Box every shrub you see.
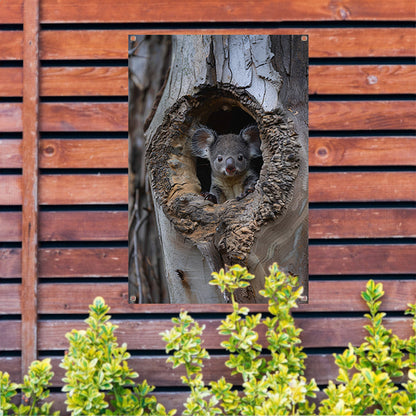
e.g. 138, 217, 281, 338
0, 265, 414, 416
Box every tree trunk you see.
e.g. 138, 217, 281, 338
143, 35, 308, 304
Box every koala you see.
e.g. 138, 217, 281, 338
191, 125, 262, 204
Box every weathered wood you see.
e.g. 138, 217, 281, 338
0, 212, 22, 241
0, 284, 21, 314
21, 0, 40, 376
39, 103, 127, 132
2, 245, 414, 279
40, 67, 128, 96
310, 208, 416, 238
0, 31, 23, 60
39, 28, 416, 60
0, 68, 22, 96
35, 101, 416, 132
2, 138, 414, 169
310, 244, 416, 275
310, 65, 416, 95
310, 101, 415, 130
39, 211, 128, 241
0, 0, 23, 24
2, 172, 415, 206
39, 174, 128, 205
36, 279, 416, 314
39, 139, 128, 168
39, 0, 415, 23
310, 172, 416, 202
0, 321, 21, 350
0, 103, 22, 132
26, 65, 416, 96
2, 208, 414, 243
0, 139, 22, 168
310, 137, 416, 166
35, 316, 413, 351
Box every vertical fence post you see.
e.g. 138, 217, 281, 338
21, 0, 40, 377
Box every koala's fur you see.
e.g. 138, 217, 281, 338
191, 125, 261, 204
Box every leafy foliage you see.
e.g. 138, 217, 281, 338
162, 264, 318, 416
0, 358, 58, 416
60, 296, 174, 416
319, 280, 416, 415
0, 267, 414, 416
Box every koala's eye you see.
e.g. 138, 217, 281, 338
217, 156, 223, 162
238, 154, 244, 161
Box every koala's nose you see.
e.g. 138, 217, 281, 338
226, 157, 236, 174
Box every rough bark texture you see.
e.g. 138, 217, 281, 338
142, 35, 308, 303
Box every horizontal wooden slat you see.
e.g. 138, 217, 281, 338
1, 245, 414, 279
3, 208, 414, 243
39, 103, 127, 132
39, 139, 128, 168
310, 172, 416, 202
25, 65, 415, 96
309, 137, 416, 166
0, 139, 21, 168
310, 208, 416, 238
310, 100, 415, 130
36, 279, 416, 314
0, 0, 23, 24
0, 284, 20, 314
2, 102, 414, 133
310, 244, 415, 275
39, 0, 415, 23
0, 314, 413, 351
3, 138, 415, 169
35, 317, 413, 351
0, 68, 22, 96
1, 172, 415, 205
0, 352, 388, 388
39, 29, 416, 60
40, 67, 128, 96
309, 65, 416, 95
0, 103, 22, 132
0, 31, 23, 60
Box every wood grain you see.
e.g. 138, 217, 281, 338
1, 173, 415, 206
0, 314, 412, 351
39, 29, 416, 60
0, 68, 22, 97
39, 139, 128, 168
309, 137, 416, 166
36, 279, 416, 314
310, 101, 415, 131
3, 208, 414, 243
21, 0, 41, 374
310, 172, 416, 202
309, 244, 416, 275
2, 138, 414, 169
35, 316, 413, 351
0, 0, 23, 24
40, 67, 128, 96
35, 65, 416, 96
0, 31, 23, 60
309, 208, 416, 239
39, 0, 415, 23
0, 284, 21, 314
310, 65, 416, 95
0, 103, 22, 132
1, 245, 414, 278
0, 139, 22, 168
37, 102, 416, 132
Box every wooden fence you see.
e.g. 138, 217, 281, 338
0, 0, 415, 412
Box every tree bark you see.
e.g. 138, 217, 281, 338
142, 35, 308, 304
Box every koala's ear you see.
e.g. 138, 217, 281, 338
241, 125, 261, 158
191, 128, 216, 159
